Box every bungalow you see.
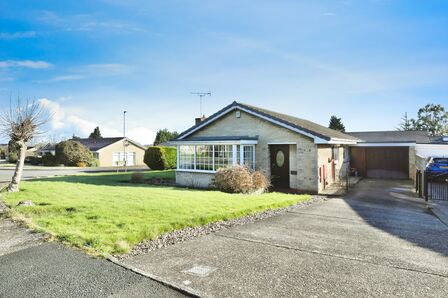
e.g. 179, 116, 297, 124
77, 137, 146, 167
171, 101, 359, 194
171, 101, 448, 194
37, 138, 146, 167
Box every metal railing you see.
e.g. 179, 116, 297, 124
417, 170, 448, 201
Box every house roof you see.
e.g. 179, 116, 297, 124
176, 101, 359, 143
38, 143, 56, 151
347, 131, 433, 144
77, 137, 147, 151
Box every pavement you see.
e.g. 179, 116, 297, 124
121, 179, 448, 297
0, 218, 188, 297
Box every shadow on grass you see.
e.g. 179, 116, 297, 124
345, 179, 448, 257
33, 170, 177, 188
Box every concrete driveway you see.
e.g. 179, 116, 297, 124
122, 179, 448, 297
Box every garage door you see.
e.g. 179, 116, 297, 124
365, 147, 409, 179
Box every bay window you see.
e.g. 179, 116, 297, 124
177, 144, 256, 172
178, 145, 195, 169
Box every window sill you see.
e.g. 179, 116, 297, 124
176, 169, 216, 174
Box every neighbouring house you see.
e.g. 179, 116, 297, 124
37, 143, 56, 156
77, 137, 146, 167
37, 138, 146, 167
171, 101, 359, 194
171, 101, 448, 194
348, 131, 448, 179
25, 146, 38, 157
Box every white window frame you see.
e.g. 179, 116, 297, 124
176, 143, 256, 173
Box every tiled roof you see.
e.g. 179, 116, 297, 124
347, 131, 432, 144
176, 101, 358, 142
77, 137, 126, 151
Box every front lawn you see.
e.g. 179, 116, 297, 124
3, 170, 311, 255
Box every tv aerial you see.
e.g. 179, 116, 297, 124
191, 91, 211, 116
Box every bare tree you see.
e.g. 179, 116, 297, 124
0, 99, 49, 192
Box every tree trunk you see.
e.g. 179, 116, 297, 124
8, 141, 26, 192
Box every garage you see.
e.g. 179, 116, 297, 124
350, 147, 409, 179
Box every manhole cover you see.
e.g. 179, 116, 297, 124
182, 265, 217, 277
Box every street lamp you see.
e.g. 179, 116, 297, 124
123, 111, 127, 172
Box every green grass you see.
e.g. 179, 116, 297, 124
2, 170, 311, 255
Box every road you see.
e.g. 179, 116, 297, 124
0, 219, 188, 298
0, 166, 148, 183
121, 179, 448, 297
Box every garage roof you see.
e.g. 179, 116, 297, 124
347, 131, 432, 144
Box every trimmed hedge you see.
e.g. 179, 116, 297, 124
144, 146, 177, 170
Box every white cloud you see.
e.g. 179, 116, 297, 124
0, 60, 52, 69
127, 127, 156, 145
45, 75, 85, 82
38, 10, 146, 33
37, 98, 155, 144
39, 98, 66, 129
41, 63, 131, 83
0, 31, 36, 39
322, 12, 337, 16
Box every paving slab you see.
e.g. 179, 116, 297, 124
121, 180, 448, 297
0, 218, 43, 257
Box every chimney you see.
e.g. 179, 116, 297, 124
195, 115, 207, 125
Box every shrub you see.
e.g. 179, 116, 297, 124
42, 153, 57, 166
28, 156, 41, 165
144, 146, 177, 170
131, 172, 145, 184
251, 170, 271, 192
8, 152, 18, 163
55, 140, 93, 166
87, 158, 99, 167
76, 162, 87, 167
213, 165, 270, 194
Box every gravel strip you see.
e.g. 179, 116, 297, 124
117, 195, 328, 259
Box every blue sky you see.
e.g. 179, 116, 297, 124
1, 0, 447, 144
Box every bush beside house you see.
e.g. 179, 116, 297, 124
214, 165, 270, 194
144, 146, 177, 170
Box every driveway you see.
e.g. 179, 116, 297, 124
122, 179, 448, 297
0, 219, 187, 297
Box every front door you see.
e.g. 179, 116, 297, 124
270, 145, 290, 188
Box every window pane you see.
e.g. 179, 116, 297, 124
196, 145, 213, 171
214, 145, 233, 170
243, 145, 255, 169
179, 145, 195, 169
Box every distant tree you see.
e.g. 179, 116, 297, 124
71, 133, 80, 140
153, 129, 178, 145
409, 104, 448, 136
397, 112, 415, 131
0, 99, 49, 192
328, 116, 346, 132
89, 126, 102, 139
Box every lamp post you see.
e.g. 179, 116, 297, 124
123, 111, 127, 172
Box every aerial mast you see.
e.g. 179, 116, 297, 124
190, 91, 211, 116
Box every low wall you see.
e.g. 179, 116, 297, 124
176, 171, 215, 188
